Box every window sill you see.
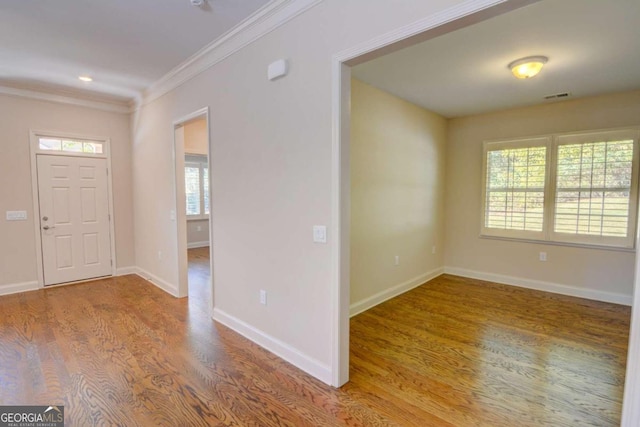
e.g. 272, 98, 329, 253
187, 215, 209, 221
479, 234, 636, 253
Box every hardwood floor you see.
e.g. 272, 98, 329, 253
349, 275, 630, 426
187, 246, 212, 314
0, 273, 630, 426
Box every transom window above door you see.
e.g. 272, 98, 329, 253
38, 137, 105, 155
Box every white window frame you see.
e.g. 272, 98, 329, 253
34, 133, 109, 159
185, 154, 209, 220
481, 128, 640, 250
481, 136, 551, 241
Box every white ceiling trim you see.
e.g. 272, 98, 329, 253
141, 0, 323, 107
0, 85, 132, 114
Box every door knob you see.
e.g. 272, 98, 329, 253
42, 225, 55, 230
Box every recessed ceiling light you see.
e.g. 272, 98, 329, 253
78, 76, 93, 82
508, 56, 548, 79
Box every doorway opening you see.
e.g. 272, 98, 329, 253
331, 0, 640, 424
173, 108, 212, 314
332, 0, 539, 389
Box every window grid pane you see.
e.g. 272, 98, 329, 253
203, 167, 210, 215
485, 146, 546, 232
83, 142, 104, 154
554, 140, 633, 237
62, 140, 83, 152
185, 166, 200, 216
39, 138, 62, 151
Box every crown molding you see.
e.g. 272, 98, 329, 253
0, 0, 322, 114
141, 0, 323, 107
0, 85, 132, 114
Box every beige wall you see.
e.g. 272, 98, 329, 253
0, 94, 134, 289
445, 90, 640, 299
187, 219, 210, 247
350, 79, 446, 310
184, 119, 208, 155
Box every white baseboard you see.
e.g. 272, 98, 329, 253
444, 266, 633, 306
0, 280, 39, 296
115, 266, 139, 276
213, 308, 332, 385
135, 267, 180, 297
349, 267, 445, 317
187, 241, 210, 249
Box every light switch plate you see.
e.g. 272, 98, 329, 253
6, 211, 27, 221
313, 225, 327, 243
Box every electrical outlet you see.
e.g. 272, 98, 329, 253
394, 255, 400, 266
158, 250, 162, 260
432, 246, 436, 254
259, 290, 267, 305
539, 252, 547, 262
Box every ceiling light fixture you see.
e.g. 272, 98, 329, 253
508, 56, 548, 79
78, 76, 93, 82
190, 0, 204, 6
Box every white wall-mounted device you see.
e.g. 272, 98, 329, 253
6, 211, 27, 221
268, 59, 289, 81
313, 225, 327, 243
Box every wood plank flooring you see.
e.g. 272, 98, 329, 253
0, 269, 630, 426
349, 275, 630, 426
187, 246, 212, 314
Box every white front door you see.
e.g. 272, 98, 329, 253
37, 155, 112, 285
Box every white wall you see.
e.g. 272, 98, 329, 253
131, 0, 472, 381
0, 94, 134, 292
445, 90, 640, 303
350, 79, 446, 315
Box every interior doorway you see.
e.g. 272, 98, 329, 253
173, 108, 212, 314
332, 1, 640, 424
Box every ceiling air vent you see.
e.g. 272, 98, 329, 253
544, 92, 571, 100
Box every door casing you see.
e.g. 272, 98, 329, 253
29, 130, 117, 288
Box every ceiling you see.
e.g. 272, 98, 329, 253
352, 0, 640, 119
0, 0, 270, 104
